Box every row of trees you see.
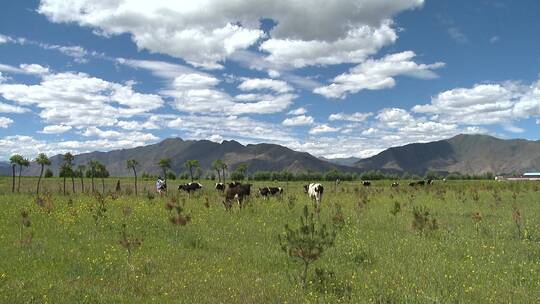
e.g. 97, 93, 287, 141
9, 152, 113, 195
8, 152, 499, 196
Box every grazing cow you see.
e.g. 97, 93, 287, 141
409, 180, 426, 187
304, 183, 324, 208
391, 182, 400, 188
215, 182, 225, 192
259, 186, 283, 198
156, 179, 167, 196
228, 181, 242, 188
178, 182, 203, 193
362, 181, 371, 187
427, 179, 434, 185
224, 183, 252, 209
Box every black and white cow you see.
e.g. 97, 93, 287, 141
228, 181, 242, 188
391, 182, 400, 188
362, 180, 371, 187
258, 186, 283, 198
223, 183, 252, 210
304, 183, 324, 208
409, 180, 426, 187
178, 182, 203, 193
215, 182, 225, 192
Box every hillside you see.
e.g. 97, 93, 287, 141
354, 134, 540, 175
20, 138, 355, 177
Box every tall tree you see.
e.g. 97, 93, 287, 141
61, 152, 75, 195
64, 152, 76, 194
158, 158, 172, 182
96, 162, 109, 194
17, 158, 29, 193
88, 160, 99, 193
126, 159, 139, 195
77, 164, 86, 193
212, 159, 223, 182
35, 153, 51, 195
185, 160, 200, 182
9, 154, 23, 193
221, 162, 228, 184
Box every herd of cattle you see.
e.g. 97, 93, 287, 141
172, 178, 435, 210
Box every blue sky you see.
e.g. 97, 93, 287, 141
0, 0, 539, 160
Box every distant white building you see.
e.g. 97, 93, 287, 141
495, 173, 540, 181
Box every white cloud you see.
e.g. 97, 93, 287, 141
309, 124, 340, 134
0, 71, 164, 128
238, 78, 293, 93
282, 115, 314, 126
20, 64, 50, 75
39, 0, 424, 69
260, 21, 397, 69
489, 36, 500, 44
0, 135, 160, 159
117, 117, 161, 130
0, 63, 50, 75
314, 51, 444, 98
166, 114, 296, 144
0, 102, 29, 113
447, 27, 468, 43
329, 112, 372, 122
41, 124, 72, 134
0, 117, 13, 128
413, 83, 516, 125
287, 107, 307, 115
82, 126, 158, 141
0, 34, 9, 44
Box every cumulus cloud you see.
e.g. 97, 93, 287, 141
329, 112, 372, 122
282, 115, 314, 126
0, 102, 29, 113
412, 81, 540, 125
238, 78, 293, 93
38, 0, 424, 69
0, 63, 50, 75
0, 135, 159, 159
309, 124, 340, 134
0, 70, 164, 128
41, 124, 72, 134
314, 51, 444, 99
0, 117, 13, 128
287, 107, 307, 115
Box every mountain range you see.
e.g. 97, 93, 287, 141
19, 138, 357, 177
2, 134, 539, 177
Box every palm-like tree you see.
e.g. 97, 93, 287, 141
18, 158, 30, 192
63, 152, 75, 194
221, 162, 228, 184
96, 162, 108, 193
9, 154, 23, 193
88, 160, 100, 193
212, 159, 223, 182
158, 158, 172, 182
185, 160, 200, 182
35, 153, 51, 195
126, 159, 139, 195
77, 164, 86, 193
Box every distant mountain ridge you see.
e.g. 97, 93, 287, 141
20, 138, 356, 177
4, 134, 540, 177
354, 134, 540, 175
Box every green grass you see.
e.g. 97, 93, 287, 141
0, 177, 539, 303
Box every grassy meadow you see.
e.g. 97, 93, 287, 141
0, 177, 539, 303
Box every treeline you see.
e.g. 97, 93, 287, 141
140, 169, 497, 181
